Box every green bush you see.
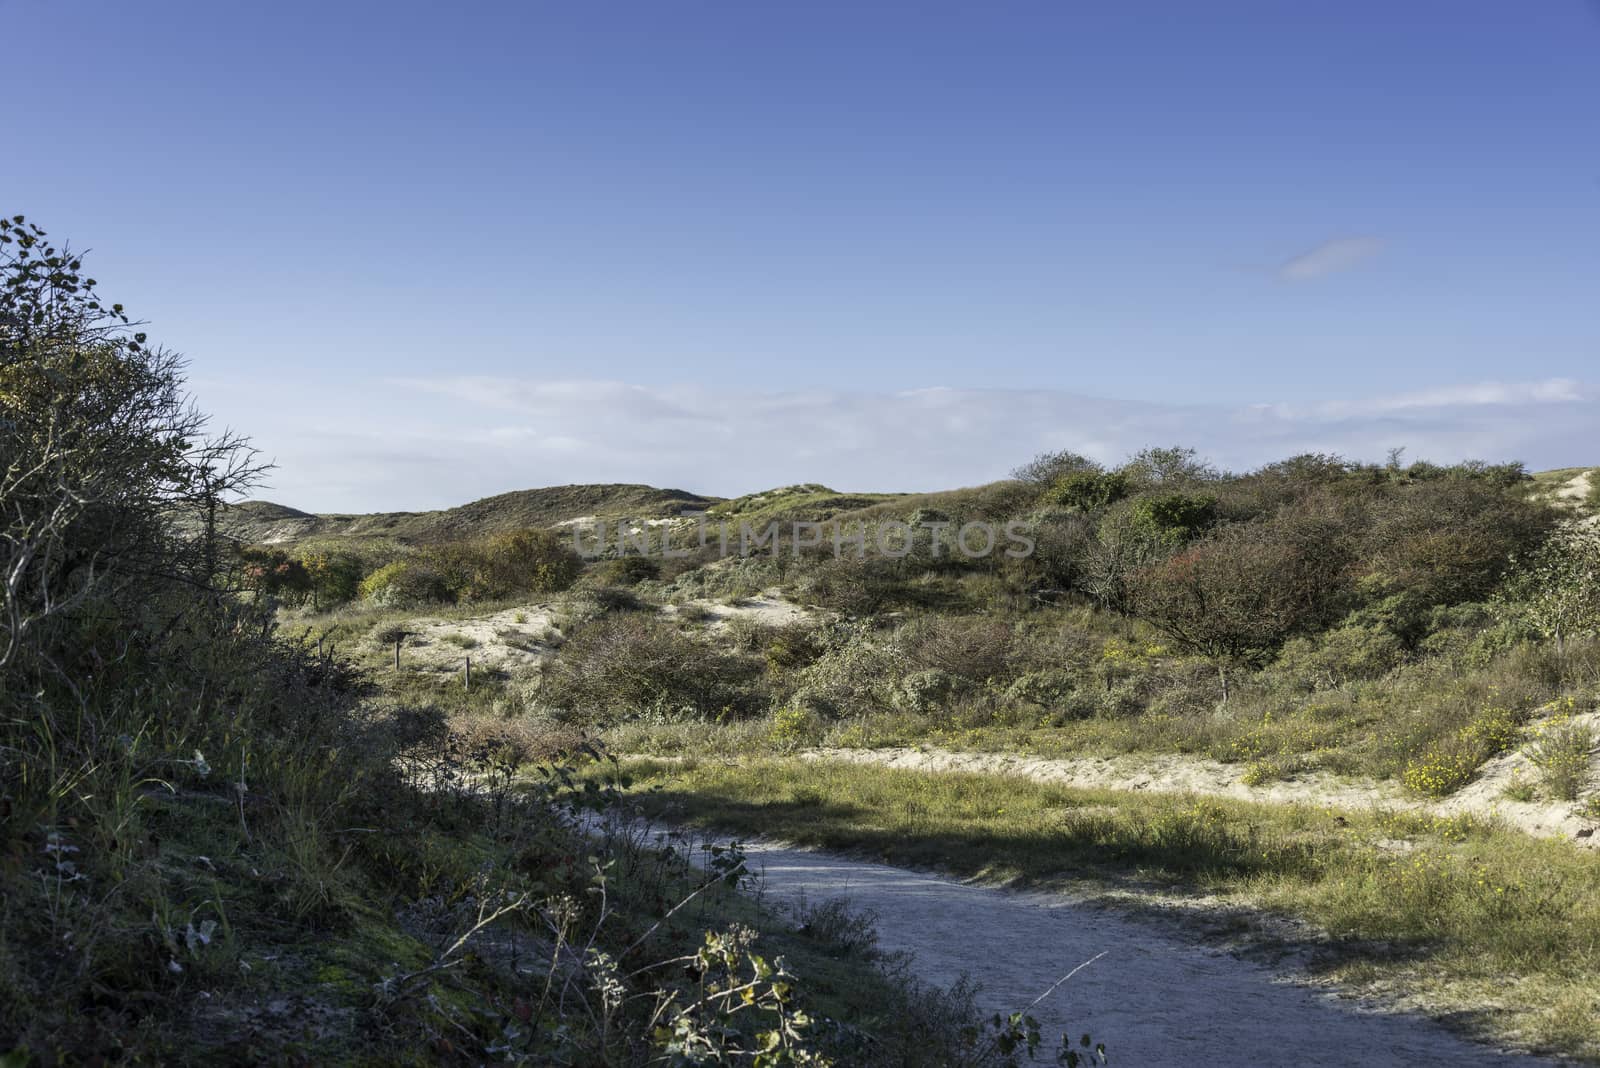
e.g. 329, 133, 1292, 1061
1129, 492, 1218, 544
894, 669, 960, 714
542, 614, 767, 724
358, 560, 451, 606
592, 554, 661, 586
1272, 622, 1405, 691
1003, 669, 1079, 710
1044, 469, 1129, 513
298, 548, 366, 607
1528, 710, 1594, 801
472, 527, 583, 596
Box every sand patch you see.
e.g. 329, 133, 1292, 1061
806, 708, 1600, 845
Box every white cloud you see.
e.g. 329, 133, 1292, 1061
220, 375, 1599, 512
1277, 236, 1385, 281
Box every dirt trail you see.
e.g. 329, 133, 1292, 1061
806, 719, 1600, 844
659, 829, 1548, 1065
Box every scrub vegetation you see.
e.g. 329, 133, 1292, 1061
0, 219, 1088, 1066
12, 215, 1600, 1062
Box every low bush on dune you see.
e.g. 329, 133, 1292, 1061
542, 613, 770, 724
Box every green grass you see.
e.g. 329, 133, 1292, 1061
608, 755, 1600, 1060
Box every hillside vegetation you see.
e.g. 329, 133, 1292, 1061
1, 218, 1065, 1066
207, 483, 718, 547
249, 444, 1600, 1056
17, 216, 1600, 1061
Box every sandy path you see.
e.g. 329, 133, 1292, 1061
1555, 469, 1597, 528
807, 725, 1600, 845
1556, 469, 1594, 505
659, 830, 1543, 1065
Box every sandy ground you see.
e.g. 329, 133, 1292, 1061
663, 589, 811, 630
397, 590, 808, 675
1555, 470, 1597, 528
400, 604, 558, 672
807, 709, 1600, 846
1555, 470, 1593, 505
635, 825, 1550, 1065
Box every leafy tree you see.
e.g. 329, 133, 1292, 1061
1, 215, 261, 670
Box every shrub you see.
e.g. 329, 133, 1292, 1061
1272, 623, 1405, 691
1493, 526, 1600, 659
791, 895, 880, 958
1403, 743, 1479, 797
592, 555, 661, 586
446, 710, 588, 765
894, 614, 1015, 683
359, 560, 450, 606
767, 705, 822, 752
541, 614, 766, 724
420, 528, 583, 603
1528, 712, 1594, 801
1361, 478, 1558, 622
298, 548, 366, 607
472, 527, 584, 597
1129, 516, 1351, 702
1119, 445, 1217, 487
1128, 492, 1218, 545
1402, 705, 1525, 797
894, 669, 960, 714
371, 622, 411, 646
793, 556, 906, 614
1077, 503, 1169, 612
1044, 469, 1129, 513
764, 625, 825, 671
239, 547, 314, 602
1003, 669, 1080, 710
1012, 449, 1101, 487
784, 621, 900, 719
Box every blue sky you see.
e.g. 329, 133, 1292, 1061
6, 1, 1599, 509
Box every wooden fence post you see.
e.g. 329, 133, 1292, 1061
463, 655, 471, 691
394, 637, 402, 671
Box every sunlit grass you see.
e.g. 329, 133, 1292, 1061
609, 755, 1600, 1060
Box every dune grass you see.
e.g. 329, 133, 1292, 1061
607, 755, 1600, 1060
